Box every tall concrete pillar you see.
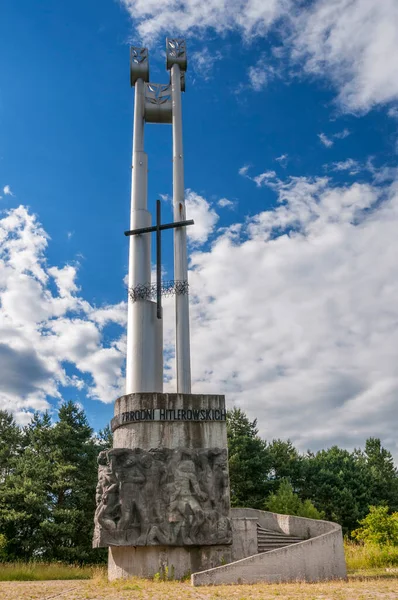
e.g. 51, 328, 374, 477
125, 54, 163, 394
171, 61, 191, 394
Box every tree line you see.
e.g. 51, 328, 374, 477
0, 402, 397, 563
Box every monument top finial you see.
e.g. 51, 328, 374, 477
130, 46, 149, 87
166, 38, 187, 71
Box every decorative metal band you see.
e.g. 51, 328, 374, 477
129, 280, 189, 302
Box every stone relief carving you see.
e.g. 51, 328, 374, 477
93, 447, 231, 547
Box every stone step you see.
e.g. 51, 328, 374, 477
257, 535, 303, 544
257, 524, 305, 554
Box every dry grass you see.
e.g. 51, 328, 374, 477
345, 541, 398, 571
1, 575, 398, 600
0, 562, 99, 581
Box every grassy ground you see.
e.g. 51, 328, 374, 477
0, 562, 101, 581
345, 541, 398, 571
1, 576, 398, 600
2, 542, 398, 582
1, 544, 398, 598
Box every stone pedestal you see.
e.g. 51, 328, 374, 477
93, 393, 232, 580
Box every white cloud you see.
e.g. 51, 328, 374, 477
247, 56, 278, 92
253, 171, 277, 186
218, 198, 235, 209
275, 154, 288, 167
334, 129, 350, 140
318, 133, 334, 148
3, 185, 13, 196
120, 0, 291, 42
185, 189, 219, 245
239, 166, 278, 187
329, 159, 361, 175
388, 107, 398, 120
292, 0, 398, 113
191, 47, 222, 80
0, 205, 126, 417
162, 175, 398, 457
238, 165, 250, 177
5, 176, 398, 456
122, 0, 398, 115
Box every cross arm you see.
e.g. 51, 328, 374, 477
124, 219, 194, 237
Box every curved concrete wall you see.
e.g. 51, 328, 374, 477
192, 508, 347, 586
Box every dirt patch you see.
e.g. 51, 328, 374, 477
1, 577, 398, 600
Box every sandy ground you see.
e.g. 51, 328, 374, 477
0, 577, 397, 600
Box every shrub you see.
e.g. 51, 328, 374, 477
265, 479, 324, 519
352, 505, 398, 546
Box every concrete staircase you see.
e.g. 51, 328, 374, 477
257, 524, 305, 553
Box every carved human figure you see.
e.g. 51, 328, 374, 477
212, 449, 230, 513
169, 459, 207, 544
117, 450, 152, 544
94, 451, 119, 531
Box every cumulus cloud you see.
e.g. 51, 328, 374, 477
162, 174, 398, 457
185, 189, 219, 244
0, 206, 126, 420
4, 176, 398, 456
122, 0, 398, 115
292, 0, 398, 113
120, 0, 291, 42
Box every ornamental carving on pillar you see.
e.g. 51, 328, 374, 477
144, 83, 172, 123
93, 447, 232, 547
166, 38, 187, 71
130, 47, 149, 85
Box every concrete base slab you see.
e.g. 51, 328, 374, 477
108, 545, 233, 581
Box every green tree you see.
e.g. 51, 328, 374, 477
301, 446, 373, 534
265, 479, 324, 519
227, 408, 270, 508
0, 411, 21, 482
0, 403, 105, 563
267, 439, 303, 494
364, 438, 398, 511
41, 401, 100, 562
96, 423, 113, 451
352, 505, 398, 546
0, 412, 54, 559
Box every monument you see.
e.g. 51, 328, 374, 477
93, 38, 347, 585
93, 39, 233, 580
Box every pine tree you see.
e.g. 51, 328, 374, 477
227, 408, 270, 508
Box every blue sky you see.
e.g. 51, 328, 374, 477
1, 0, 398, 455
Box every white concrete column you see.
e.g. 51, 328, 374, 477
171, 63, 191, 394
126, 78, 163, 394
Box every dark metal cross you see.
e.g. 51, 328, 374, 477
124, 199, 194, 319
